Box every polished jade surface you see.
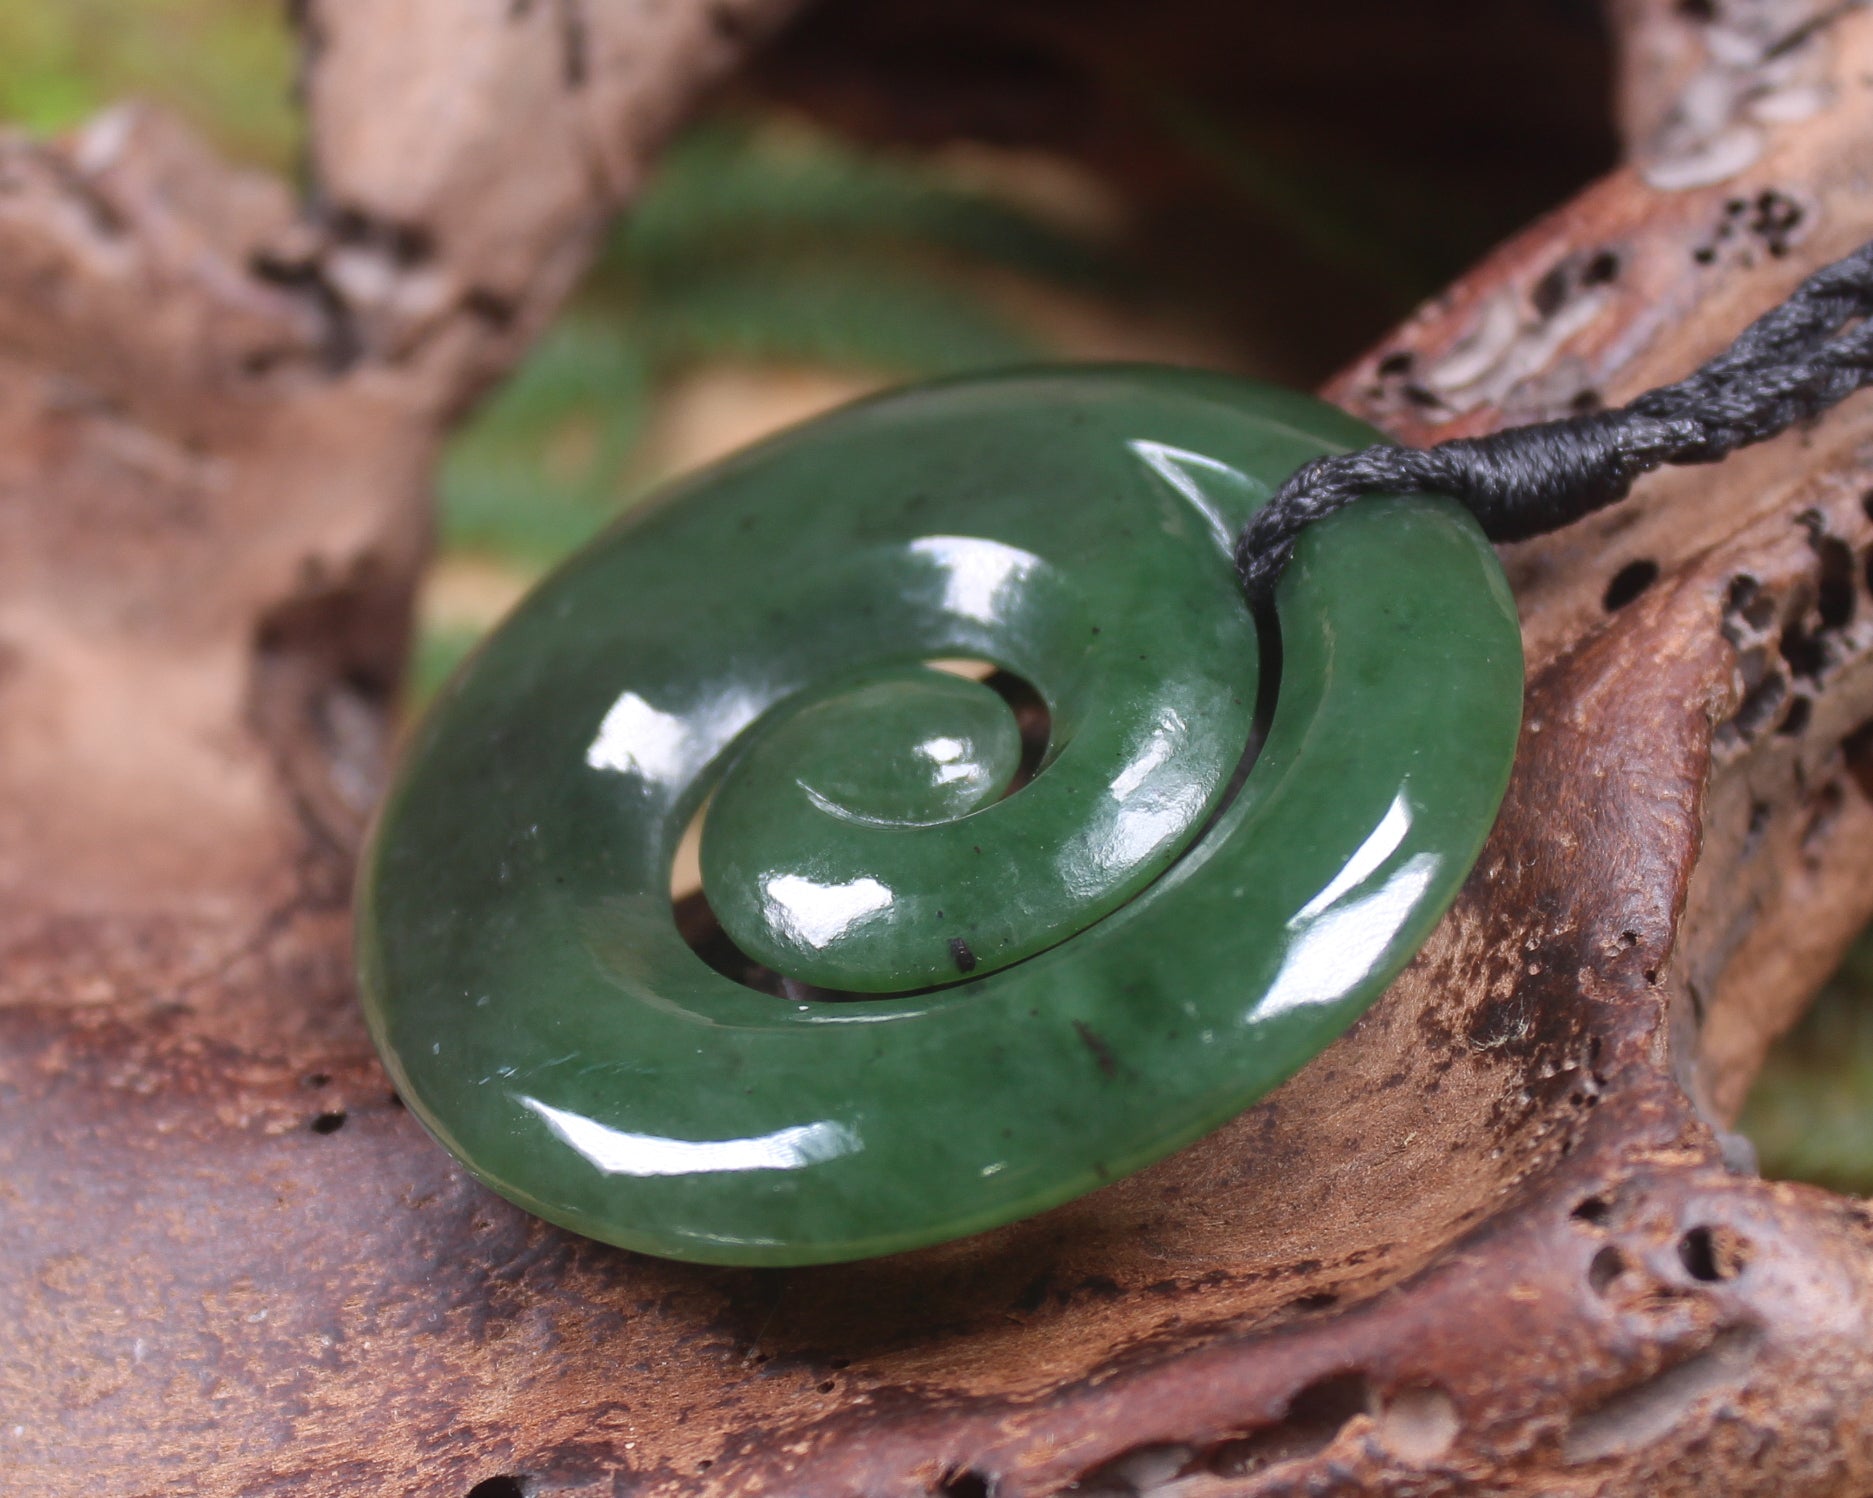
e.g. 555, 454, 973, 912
356, 366, 1523, 1266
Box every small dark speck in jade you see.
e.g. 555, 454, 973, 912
356, 367, 1522, 1266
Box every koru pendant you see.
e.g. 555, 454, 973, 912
356, 366, 1523, 1265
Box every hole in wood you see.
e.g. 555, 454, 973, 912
465, 1478, 529, 1498
1780, 619, 1829, 682
1378, 1385, 1460, 1463
1731, 673, 1788, 740
1562, 1328, 1760, 1464
1816, 535, 1856, 631
1678, 1224, 1749, 1282
1588, 1243, 1626, 1294
1583, 249, 1621, 286
1603, 559, 1659, 612
1072, 1443, 1194, 1494
309, 1111, 347, 1135
1724, 574, 1775, 633
1531, 260, 1572, 319
1206, 1373, 1372, 1477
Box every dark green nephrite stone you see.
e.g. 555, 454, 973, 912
356, 367, 1523, 1267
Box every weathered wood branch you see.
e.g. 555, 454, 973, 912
7, 2, 1873, 1496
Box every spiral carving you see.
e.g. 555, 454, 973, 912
357, 368, 1522, 1265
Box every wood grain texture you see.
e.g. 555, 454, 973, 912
8, 2, 1873, 1495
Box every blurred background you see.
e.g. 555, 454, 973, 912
8, 0, 1867, 1190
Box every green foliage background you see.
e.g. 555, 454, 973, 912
1736, 932, 1873, 1190
7, 0, 1869, 1195
0, 0, 297, 166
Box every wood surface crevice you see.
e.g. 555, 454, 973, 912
10, 2, 1873, 1495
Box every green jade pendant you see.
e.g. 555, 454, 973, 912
356, 367, 1523, 1266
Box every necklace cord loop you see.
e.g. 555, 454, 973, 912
1236, 239, 1873, 605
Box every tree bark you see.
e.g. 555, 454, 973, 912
7, 2, 1873, 1496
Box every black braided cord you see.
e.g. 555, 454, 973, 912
1235, 238, 1873, 606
